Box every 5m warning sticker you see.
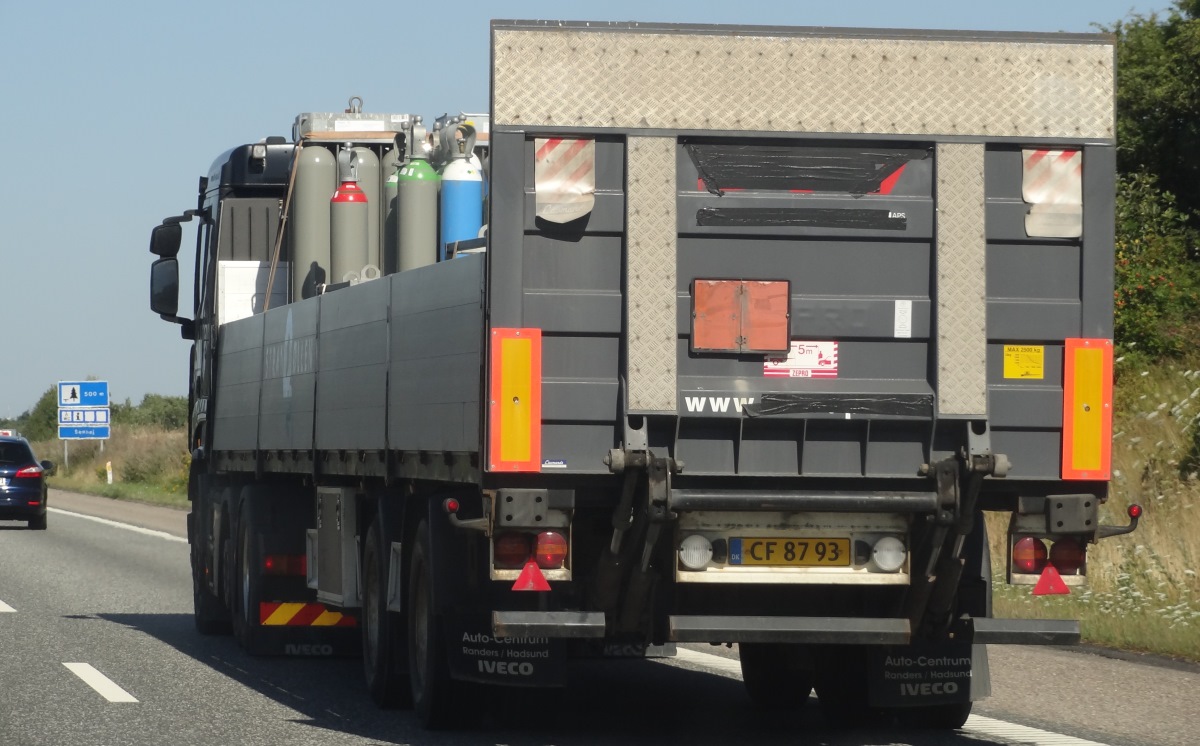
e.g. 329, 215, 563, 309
765, 341, 838, 379
1003, 345, 1044, 379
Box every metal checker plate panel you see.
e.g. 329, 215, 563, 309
626, 136, 678, 412
936, 143, 988, 416
493, 29, 1113, 139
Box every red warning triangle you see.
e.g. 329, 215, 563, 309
512, 561, 551, 592
1032, 565, 1071, 596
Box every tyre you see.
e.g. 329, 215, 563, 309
408, 520, 458, 729
896, 701, 972, 730
362, 517, 412, 708
815, 647, 883, 727
233, 496, 266, 654
193, 546, 232, 635
739, 643, 813, 710
28, 513, 47, 531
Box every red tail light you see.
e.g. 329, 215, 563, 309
263, 554, 307, 576
14, 465, 44, 478
1049, 537, 1086, 575
494, 532, 532, 569
535, 531, 568, 569
1012, 537, 1048, 574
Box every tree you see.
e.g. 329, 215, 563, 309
15, 387, 58, 442
1113, 172, 1200, 358
1105, 2, 1200, 216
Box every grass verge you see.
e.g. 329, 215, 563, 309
989, 355, 1200, 663
30, 426, 190, 510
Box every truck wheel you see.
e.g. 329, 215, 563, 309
362, 518, 412, 708
815, 647, 882, 727
193, 551, 232, 635
233, 498, 266, 654
408, 520, 457, 729
739, 643, 813, 709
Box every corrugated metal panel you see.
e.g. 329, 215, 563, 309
936, 143, 988, 416
493, 28, 1113, 139
626, 136, 677, 413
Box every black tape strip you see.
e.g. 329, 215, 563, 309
685, 144, 929, 195
697, 207, 906, 230
744, 393, 934, 418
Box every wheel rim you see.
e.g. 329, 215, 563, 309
364, 543, 380, 670
241, 528, 252, 625
412, 564, 429, 693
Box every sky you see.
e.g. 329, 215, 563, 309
0, 0, 1173, 418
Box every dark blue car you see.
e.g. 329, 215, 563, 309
0, 434, 54, 530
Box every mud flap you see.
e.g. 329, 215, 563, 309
867, 640, 989, 707
445, 615, 567, 687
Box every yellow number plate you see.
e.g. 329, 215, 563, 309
731, 538, 850, 566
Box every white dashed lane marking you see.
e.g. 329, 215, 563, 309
63, 663, 139, 703
0, 599, 15, 612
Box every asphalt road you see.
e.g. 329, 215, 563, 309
0, 489, 1196, 746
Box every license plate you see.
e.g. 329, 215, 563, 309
0, 477, 7, 487
730, 538, 850, 566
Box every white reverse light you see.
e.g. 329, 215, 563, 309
871, 536, 907, 573
679, 535, 713, 571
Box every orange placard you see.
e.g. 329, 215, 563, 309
489, 328, 542, 472
691, 279, 790, 353
1061, 338, 1113, 480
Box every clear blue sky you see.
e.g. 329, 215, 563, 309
0, 0, 1171, 418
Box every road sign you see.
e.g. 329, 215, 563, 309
59, 381, 109, 408
59, 425, 111, 440
58, 408, 110, 425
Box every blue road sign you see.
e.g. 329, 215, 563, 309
59, 381, 109, 407
59, 425, 111, 440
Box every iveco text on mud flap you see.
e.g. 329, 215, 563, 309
867, 640, 987, 708
447, 618, 566, 686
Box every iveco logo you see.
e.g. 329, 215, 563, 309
478, 660, 534, 676
285, 644, 334, 656
901, 682, 959, 696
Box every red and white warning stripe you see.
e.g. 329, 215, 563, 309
1022, 149, 1082, 206
535, 137, 596, 224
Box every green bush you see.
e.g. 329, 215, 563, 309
1113, 172, 1200, 360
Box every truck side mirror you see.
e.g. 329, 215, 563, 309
151, 257, 180, 317
150, 222, 183, 257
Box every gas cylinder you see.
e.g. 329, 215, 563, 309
351, 145, 381, 272
438, 124, 483, 261
380, 144, 402, 275
290, 145, 335, 300
330, 149, 369, 284
396, 147, 439, 271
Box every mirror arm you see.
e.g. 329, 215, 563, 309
158, 314, 196, 340
163, 208, 210, 227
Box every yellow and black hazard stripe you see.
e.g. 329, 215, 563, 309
259, 602, 357, 627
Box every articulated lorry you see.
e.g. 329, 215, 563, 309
148, 20, 1139, 730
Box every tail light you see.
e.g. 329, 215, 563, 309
15, 465, 44, 478
263, 554, 307, 576
1049, 537, 1086, 575
535, 531, 568, 569
494, 532, 533, 569
1012, 537, 1048, 574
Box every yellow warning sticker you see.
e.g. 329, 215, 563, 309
1004, 345, 1044, 379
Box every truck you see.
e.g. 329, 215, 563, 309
147, 20, 1140, 730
